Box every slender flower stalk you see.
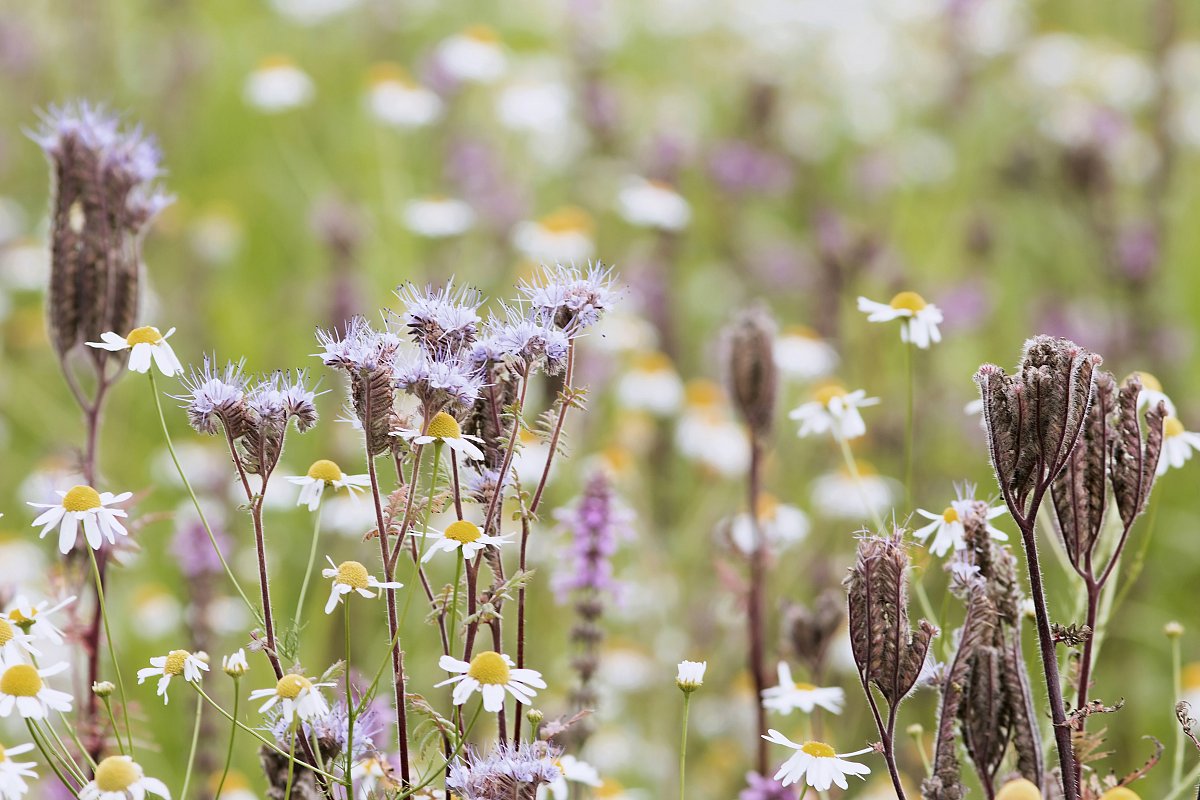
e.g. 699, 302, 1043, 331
87, 548, 134, 756
293, 503, 324, 630
215, 677, 240, 800
179, 690, 204, 800
344, 600, 356, 795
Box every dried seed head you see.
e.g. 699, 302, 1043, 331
1051, 371, 1115, 570
722, 303, 779, 440
781, 589, 844, 675
1110, 375, 1165, 528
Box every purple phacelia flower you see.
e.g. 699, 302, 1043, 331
175, 356, 252, 436
394, 351, 484, 411
315, 315, 402, 373
552, 470, 633, 602
739, 771, 797, 800
474, 305, 571, 376
447, 741, 562, 800
395, 279, 483, 359
517, 263, 619, 333
708, 140, 795, 197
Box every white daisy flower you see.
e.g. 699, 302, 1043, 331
615, 353, 684, 417
366, 64, 443, 129
789, 383, 880, 441
418, 519, 512, 563
0, 740, 37, 800
28, 485, 132, 554
136, 649, 209, 705
729, 495, 810, 555
352, 755, 395, 798
403, 196, 475, 239
763, 730, 872, 790
913, 495, 1007, 557
0, 655, 72, 719
810, 465, 897, 522
1159, 415, 1200, 475
320, 557, 403, 614
80, 756, 169, 800
435, 650, 545, 712
249, 673, 334, 721
0, 616, 40, 662
394, 412, 485, 462
675, 660, 706, 692
675, 381, 751, 478
511, 207, 595, 264
761, 662, 845, 715
857, 292, 944, 349
86, 326, 183, 376
4, 595, 74, 646
244, 56, 315, 113
616, 176, 691, 232
286, 459, 371, 511
545, 755, 602, 800
775, 326, 838, 382
437, 26, 507, 84
222, 649, 249, 678
1131, 371, 1176, 417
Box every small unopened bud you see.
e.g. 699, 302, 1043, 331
526, 708, 544, 725
92, 681, 115, 698
1165, 621, 1185, 639
723, 304, 779, 441
675, 660, 706, 693
906, 723, 924, 737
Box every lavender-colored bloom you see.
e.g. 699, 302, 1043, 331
395, 279, 483, 358
552, 471, 633, 602
445, 136, 528, 231
739, 771, 797, 800
394, 351, 484, 410
517, 263, 618, 333
466, 467, 509, 506
269, 698, 381, 761
708, 140, 795, 197
447, 741, 562, 800
475, 305, 570, 376
175, 356, 251, 436
171, 507, 231, 580
248, 371, 320, 432
1115, 221, 1159, 282
316, 315, 402, 373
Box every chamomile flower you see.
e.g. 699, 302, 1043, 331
616, 177, 691, 231
810, 464, 897, 522
0, 617, 39, 661
244, 56, 314, 113
437, 26, 507, 84
512, 207, 596, 264
365, 63, 443, 129
545, 755, 602, 800
287, 459, 371, 511
320, 557, 403, 614
419, 520, 511, 563
615, 353, 684, 417
1131, 371, 1175, 416
394, 411, 486, 461
28, 484, 132, 554
137, 649, 209, 704
222, 649, 249, 677
4, 595, 74, 646
435, 651, 546, 712
403, 196, 475, 238
1158, 416, 1200, 475
774, 326, 838, 382
761, 662, 844, 715
675, 380, 751, 477
728, 495, 809, 555
352, 755, 395, 798
913, 495, 1008, 557
249, 673, 334, 721
86, 326, 183, 376
0, 741, 37, 800
675, 660, 706, 692
789, 383, 879, 441
857, 292, 943, 349
80, 756, 169, 800
763, 730, 872, 791
0, 655, 72, 719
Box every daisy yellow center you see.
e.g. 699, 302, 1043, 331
307, 459, 343, 483
7, 609, 34, 626
0, 619, 12, 646
125, 326, 163, 346
1165, 416, 1184, 438
633, 351, 672, 373
1134, 371, 1163, 393
1183, 662, 1200, 690
467, 651, 511, 685
336, 561, 370, 590
1099, 789, 1141, 800
276, 674, 313, 699
784, 324, 820, 340
995, 779, 1042, 800
62, 485, 102, 513
0, 745, 6, 762
369, 62, 415, 87
444, 520, 482, 544
942, 506, 959, 524
465, 24, 499, 42
812, 383, 847, 406
540, 206, 592, 234
163, 650, 190, 676
0, 664, 42, 697
794, 682, 817, 691
94, 757, 140, 792
426, 412, 462, 440
686, 379, 723, 409
799, 741, 836, 758
889, 291, 927, 312
756, 493, 780, 522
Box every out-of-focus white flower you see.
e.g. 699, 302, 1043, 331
0, 615, 39, 662
763, 730, 872, 790
675, 380, 751, 478
1130, 371, 1176, 417
728, 495, 809, 555
403, 196, 474, 238
28, 485, 131, 555
1159, 416, 1200, 476
269, 0, 360, 25
774, 326, 838, 381
762, 662, 845, 715
512, 207, 595, 264
436, 651, 545, 712
132, 586, 183, 640
438, 26, 507, 84
4, 596, 74, 646
497, 79, 572, 133
244, 56, 314, 113
86, 326, 183, 376
512, 428, 554, 488
615, 353, 684, 417
544, 755, 602, 800
617, 177, 690, 232
137, 649, 209, 704
675, 660, 706, 692
352, 755, 395, 798
366, 64, 443, 128
810, 465, 897, 522
789, 383, 879, 441
857, 292, 943, 349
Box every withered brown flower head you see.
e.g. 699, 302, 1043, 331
723, 303, 779, 441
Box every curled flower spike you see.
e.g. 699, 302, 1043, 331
0, 655, 72, 719
418, 519, 512, 563
28, 485, 131, 554
393, 411, 485, 461
435, 651, 546, 712
286, 459, 371, 511
789, 383, 879, 441
87, 326, 182, 376
762, 730, 872, 791
0, 740, 38, 797
857, 292, 944, 349
249, 673, 334, 721
80, 756, 169, 800
320, 557, 402, 614
761, 662, 844, 715
137, 649, 208, 704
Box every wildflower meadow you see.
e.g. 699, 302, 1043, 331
3, 2, 1200, 799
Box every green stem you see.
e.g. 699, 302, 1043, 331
345, 599, 356, 792
679, 693, 692, 800
354, 624, 403, 719
904, 340, 915, 511
447, 553, 464, 646
294, 502, 324, 631
180, 688, 204, 799
56, 710, 98, 769
99, 696, 125, 756
284, 718, 299, 800
87, 548, 134, 756
835, 433, 887, 532
34, 719, 88, 785
400, 445, 441, 630
215, 679, 240, 799
148, 371, 258, 621
27, 719, 81, 799
1164, 759, 1200, 800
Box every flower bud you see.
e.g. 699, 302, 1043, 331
92, 681, 115, 698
